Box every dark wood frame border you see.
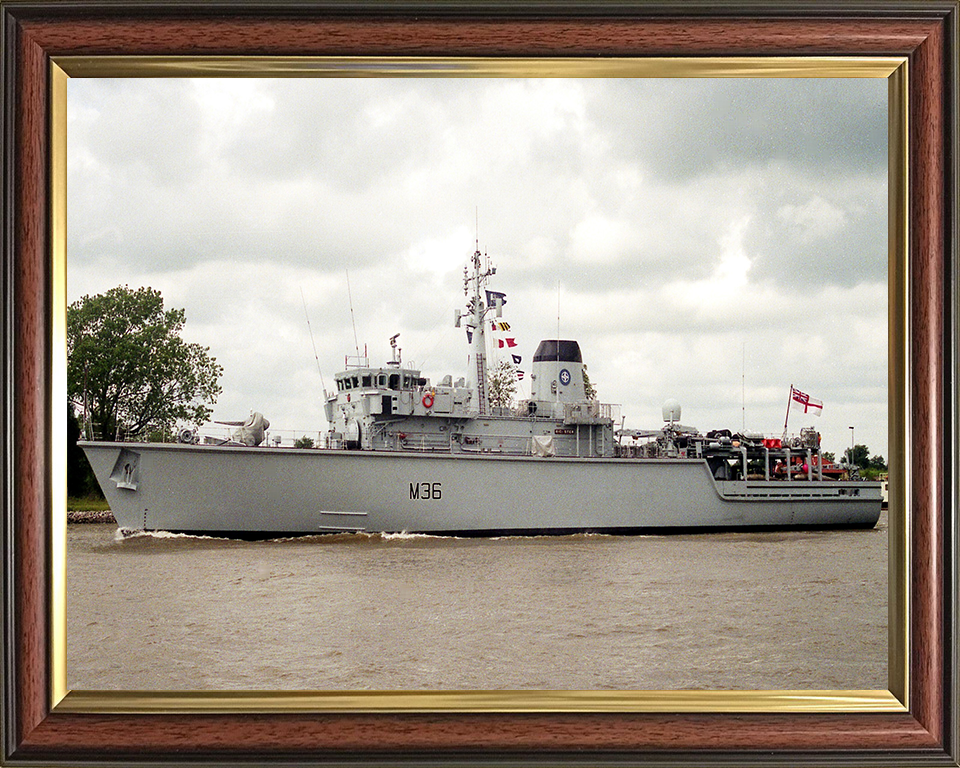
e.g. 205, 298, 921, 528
2, 2, 957, 765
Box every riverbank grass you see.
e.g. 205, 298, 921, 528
67, 496, 110, 512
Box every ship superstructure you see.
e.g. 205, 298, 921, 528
324, 248, 617, 459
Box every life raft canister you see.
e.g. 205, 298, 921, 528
422, 392, 435, 408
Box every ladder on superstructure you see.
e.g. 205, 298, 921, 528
475, 352, 488, 415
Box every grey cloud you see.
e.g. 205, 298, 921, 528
742, 174, 887, 290
67, 76, 887, 304
597, 78, 887, 181
220, 80, 437, 192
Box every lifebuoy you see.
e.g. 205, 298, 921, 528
422, 392, 435, 408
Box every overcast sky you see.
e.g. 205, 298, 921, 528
67, 76, 888, 458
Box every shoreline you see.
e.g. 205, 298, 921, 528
67, 509, 115, 524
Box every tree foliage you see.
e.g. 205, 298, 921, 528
487, 359, 518, 408
844, 443, 887, 471
67, 404, 101, 497
68, 286, 223, 441
869, 454, 888, 471
582, 365, 597, 401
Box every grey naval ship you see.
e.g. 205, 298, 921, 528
81, 249, 882, 538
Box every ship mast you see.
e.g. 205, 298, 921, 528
463, 246, 497, 415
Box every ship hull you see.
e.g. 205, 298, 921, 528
80, 442, 882, 537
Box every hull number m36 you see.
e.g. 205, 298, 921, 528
410, 482, 442, 500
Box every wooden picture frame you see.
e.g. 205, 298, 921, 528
2, 2, 957, 765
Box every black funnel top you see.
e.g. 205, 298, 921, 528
533, 340, 582, 363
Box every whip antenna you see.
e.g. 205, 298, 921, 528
556, 279, 561, 402
557, 279, 562, 348
345, 269, 361, 359
300, 287, 327, 397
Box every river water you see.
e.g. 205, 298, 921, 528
67, 513, 887, 691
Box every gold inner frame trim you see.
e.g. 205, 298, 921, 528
49, 56, 909, 716
885, 61, 910, 712
57, 688, 906, 715
55, 55, 905, 78
50, 63, 69, 708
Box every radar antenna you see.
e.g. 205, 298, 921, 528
390, 333, 401, 365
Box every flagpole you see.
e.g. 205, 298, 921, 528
782, 385, 793, 441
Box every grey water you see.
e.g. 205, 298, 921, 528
67, 513, 887, 691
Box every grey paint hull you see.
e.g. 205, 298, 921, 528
81, 442, 882, 536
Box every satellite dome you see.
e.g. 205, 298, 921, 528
662, 399, 682, 423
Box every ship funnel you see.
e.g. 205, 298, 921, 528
662, 399, 681, 424
530, 340, 585, 406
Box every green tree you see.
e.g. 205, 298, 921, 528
487, 359, 518, 408
294, 436, 315, 449
68, 286, 223, 441
67, 404, 101, 498
843, 444, 886, 472
844, 443, 871, 469
582, 365, 597, 401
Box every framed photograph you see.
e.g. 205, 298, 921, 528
2, 2, 956, 765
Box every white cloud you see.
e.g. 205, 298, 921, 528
190, 80, 275, 160
399, 228, 476, 289
568, 213, 642, 265
662, 216, 754, 311
777, 196, 848, 241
